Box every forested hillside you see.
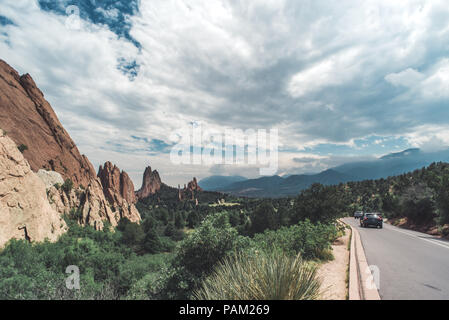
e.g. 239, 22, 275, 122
336, 162, 449, 235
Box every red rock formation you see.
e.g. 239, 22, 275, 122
187, 177, 202, 192
97, 161, 140, 223
0, 60, 141, 231
135, 166, 162, 199
98, 161, 137, 205
178, 177, 202, 201
0, 60, 96, 187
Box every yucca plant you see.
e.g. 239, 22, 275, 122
194, 250, 321, 300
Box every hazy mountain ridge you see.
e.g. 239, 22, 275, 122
198, 175, 247, 191
201, 148, 449, 198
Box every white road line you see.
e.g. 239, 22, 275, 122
385, 224, 449, 250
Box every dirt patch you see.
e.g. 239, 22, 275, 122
317, 228, 350, 300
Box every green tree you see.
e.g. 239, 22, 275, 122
175, 213, 240, 277
174, 211, 185, 229
119, 220, 145, 252
62, 178, 74, 194
18, 144, 28, 153
291, 184, 343, 224
187, 211, 200, 228
277, 206, 290, 227
433, 170, 449, 224
250, 202, 277, 235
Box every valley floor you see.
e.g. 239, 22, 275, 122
317, 227, 350, 300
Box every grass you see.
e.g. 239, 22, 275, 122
194, 250, 321, 300
208, 202, 240, 207
345, 225, 352, 300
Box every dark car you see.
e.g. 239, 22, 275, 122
354, 211, 363, 219
360, 213, 383, 228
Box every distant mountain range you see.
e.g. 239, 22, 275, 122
199, 148, 449, 198
198, 175, 247, 191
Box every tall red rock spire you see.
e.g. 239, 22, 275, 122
135, 166, 162, 199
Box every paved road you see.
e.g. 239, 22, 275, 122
343, 217, 449, 300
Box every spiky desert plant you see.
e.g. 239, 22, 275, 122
194, 250, 321, 300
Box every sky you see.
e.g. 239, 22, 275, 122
1, 0, 449, 187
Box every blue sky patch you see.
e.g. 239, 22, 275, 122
37, 0, 141, 48
0, 15, 15, 26
117, 58, 140, 81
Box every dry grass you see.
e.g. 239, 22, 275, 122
194, 250, 321, 300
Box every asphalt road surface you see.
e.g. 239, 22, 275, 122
343, 217, 449, 300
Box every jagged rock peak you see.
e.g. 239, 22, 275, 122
97, 161, 137, 205
178, 177, 203, 201
187, 177, 202, 192
135, 166, 162, 199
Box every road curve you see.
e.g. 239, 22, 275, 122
343, 217, 449, 300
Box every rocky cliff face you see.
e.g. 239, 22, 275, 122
97, 162, 140, 223
98, 161, 137, 205
0, 59, 141, 237
0, 60, 97, 188
0, 130, 67, 247
135, 166, 162, 200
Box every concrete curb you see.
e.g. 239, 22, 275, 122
348, 224, 360, 300
344, 221, 381, 300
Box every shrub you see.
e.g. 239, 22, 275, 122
142, 228, 164, 254
157, 213, 245, 299
194, 250, 321, 300
164, 222, 176, 237
174, 211, 185, 229
398, 183, 436, 225
291, 183, 344, 224
433, 171, 449, 224
61, 179, 74, 194
249, 202, 277, 235
118, 253, 172, 295
252, 220, 337, 260
68, 208, 83, 222
18, 144, 28, 153
403, 198, 436, 225
175, 212, 240, 276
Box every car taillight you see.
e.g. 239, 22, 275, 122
364, 217, 368, 220
378, 217, 382, 220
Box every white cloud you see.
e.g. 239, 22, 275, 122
404, 125, 449, 151
385, 59, 449, 101
421, 59, 449, 99
1, 0, 449, 185
385, 68, 425, 88
287, 47, 362, 97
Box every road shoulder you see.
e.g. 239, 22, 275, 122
317, 225, 350, 300
345, 219, 381, 300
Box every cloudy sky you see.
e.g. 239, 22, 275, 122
1, 0, 449, 186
